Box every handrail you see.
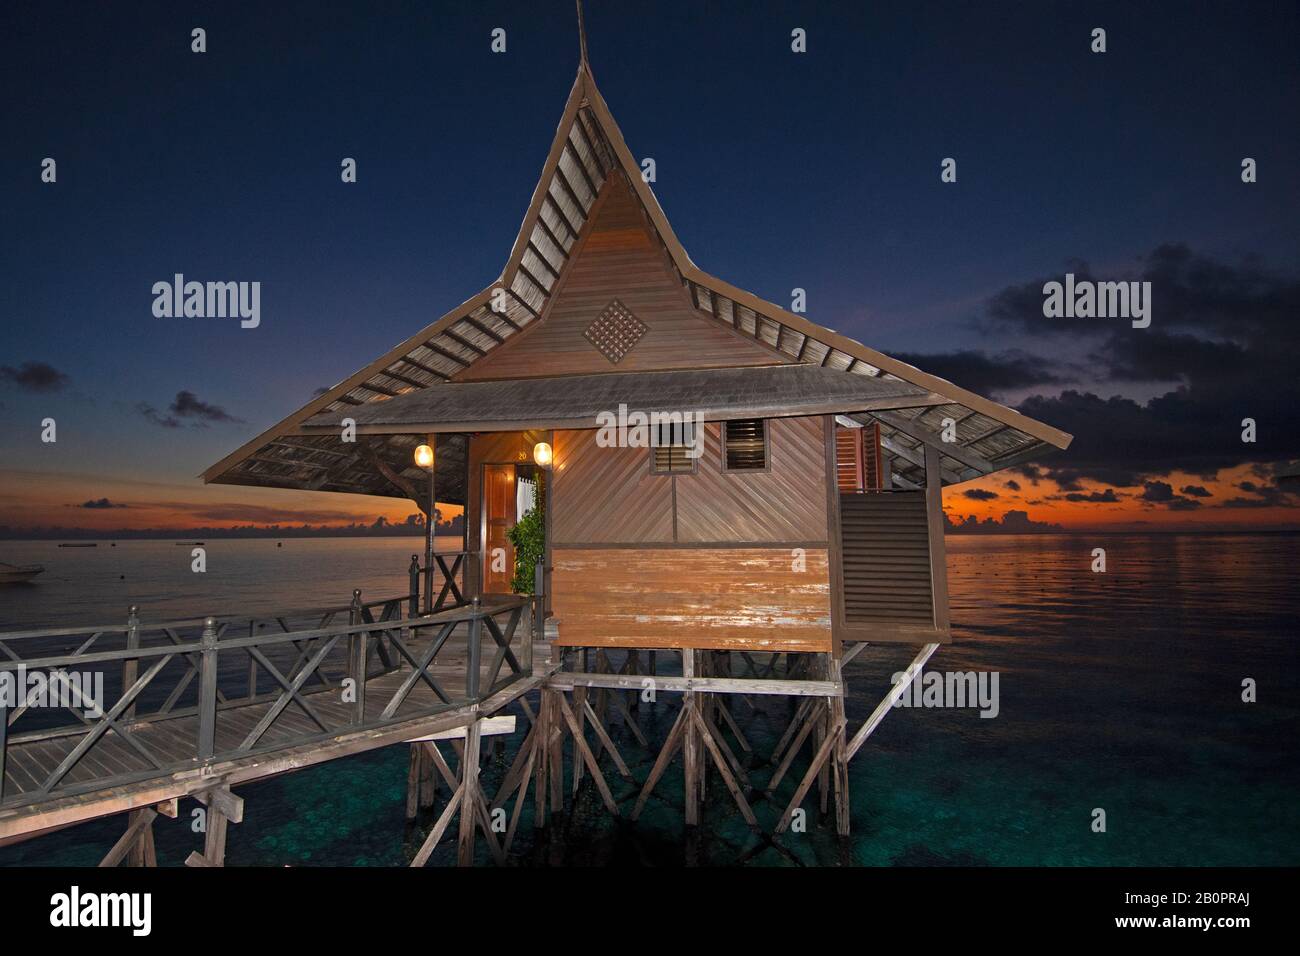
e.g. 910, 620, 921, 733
0, 593, 417, 643
0, 595, 531, 808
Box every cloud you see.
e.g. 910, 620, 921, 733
0, 361, 70, 392
1139, 481, 1176, 502
1053, 488, 1121, 503
1180, 485, 1212, 497
962, 488, 999, 500
891, 349, 1068, 397
139, 391, 245, 428
945, 509, 1063, 534
1004, 479, 1021, 492
169, 391, 244, 424
1138, 480, 1201, 510
76, 497, 127, 509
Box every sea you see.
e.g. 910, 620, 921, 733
1, 533, 1296, 866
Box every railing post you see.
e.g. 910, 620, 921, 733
529, 563, 545, 673
122, 605, 140, 727
349, 589, 367, 724
197, 617, 219, 761
0, 697, 8, 802
466, 597, 482, 701
408, 554, 421, 618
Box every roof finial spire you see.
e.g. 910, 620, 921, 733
576, 0, 590, 69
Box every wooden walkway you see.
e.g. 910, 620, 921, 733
0, 598, 546, 845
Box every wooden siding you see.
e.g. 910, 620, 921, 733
459, 173, 781, 381
551, 428, 673, 543
551, 548, 832, 651
839, 492, 934, 625
675, 418, 828, 543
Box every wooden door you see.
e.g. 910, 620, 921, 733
482, 463, 517, 593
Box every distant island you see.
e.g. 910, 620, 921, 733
0, 513, 464, 541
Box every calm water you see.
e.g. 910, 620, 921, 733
1, 533, 1296, 866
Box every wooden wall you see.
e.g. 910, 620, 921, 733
552, 548, 831, 651
548, 415, 833, 651
458, 174, 782, 381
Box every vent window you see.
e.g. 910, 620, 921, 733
652, 421, 696, 474
723, 419, 768, 471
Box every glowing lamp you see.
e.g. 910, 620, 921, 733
413, 443, 435, 469
533, 441, 553, 467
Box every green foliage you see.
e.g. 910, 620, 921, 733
506, 503, 545, 595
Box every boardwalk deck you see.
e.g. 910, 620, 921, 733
1, 599, 548, 845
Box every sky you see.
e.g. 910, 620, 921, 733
2, 0, 1298, 535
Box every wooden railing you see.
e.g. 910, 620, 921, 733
408, 550, 475, 616
0, 593, 529, 809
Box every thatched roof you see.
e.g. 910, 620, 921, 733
204, 60, 1070, 503
299, 365, 937, 435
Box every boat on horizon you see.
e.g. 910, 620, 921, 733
57, 542, 97, 548
0, 562, 45, 584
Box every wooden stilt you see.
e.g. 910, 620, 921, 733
844, 642, 939, 761
184, 786, 241, 867
582, 699, 631, 778
410, 782, 464, 867
630, 702, 689, 821
555, 692, 620, 816
457, 717, 481, 866
406, 744, 422, 822
99, 808, 157, 868
691, 708, 758, 828
774, 716, 843, 834
767, 705, 817, 793
682, 652, 699, 827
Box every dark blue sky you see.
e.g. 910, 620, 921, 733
2, 0, 1298, 529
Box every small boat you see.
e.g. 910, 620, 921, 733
58, 542, 97, 548
0, 562, 45, 584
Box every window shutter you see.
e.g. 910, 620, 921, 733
723, 419, 767, 470
835, 426, 863, 492
862, 422, 883, 491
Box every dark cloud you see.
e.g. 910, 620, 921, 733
137, 402, 181, 428
76, 498, 126, 509
892, 349, 1067, 397
169, 391, 244, 424
962, 488, 999, 500
139, 391, 245, 428
1054, 488, 1121, 503
0, 361, 69, 392
1138, 480, 1202, 510
1139, 481, 1176, 502
1004, 479, 1021, 492
1180, 485, 1212, 497
944, 510, 1063, 534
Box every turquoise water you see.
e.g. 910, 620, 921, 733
1, 533, 1296, 866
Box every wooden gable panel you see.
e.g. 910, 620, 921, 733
459, 174, 782, 381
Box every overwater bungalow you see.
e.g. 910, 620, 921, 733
0, 21, 1069, 865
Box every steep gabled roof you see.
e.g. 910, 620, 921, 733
203, 63, 1070, 502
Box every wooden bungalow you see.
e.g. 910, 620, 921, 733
201, 38, 1071, 837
